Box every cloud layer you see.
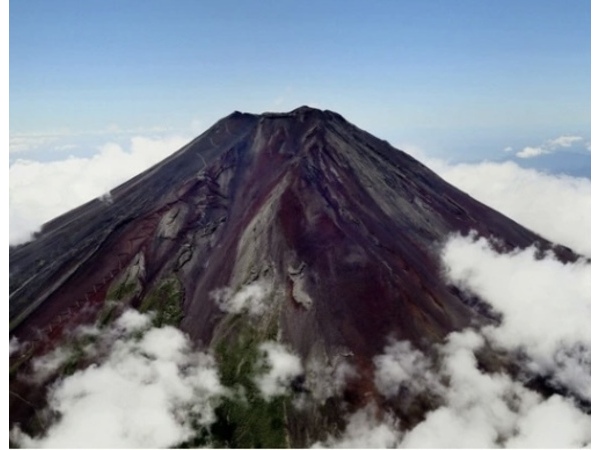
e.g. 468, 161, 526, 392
10, 132, 591, 260
9, 134, 191, 245
426, 159, 590, 256
442, 233, 591, 401
12, 310, 225, 448
318, 234, 590, 448
322, 329, 590, 448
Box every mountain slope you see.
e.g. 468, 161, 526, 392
9, 106, 579, 446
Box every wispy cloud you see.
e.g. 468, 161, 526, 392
303, 358, 356, 403
514, 135, 585, 159
9, 132, 67, 153
9, 125, 183, 155
211, 281, 272, 316
548, 136, 584, 148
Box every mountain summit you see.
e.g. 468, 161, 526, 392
9, 107, 579, 446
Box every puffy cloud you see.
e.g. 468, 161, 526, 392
503, 395, 591, 448
114, 308, 153, 333
324, 328, 589, 448
313, 404, 401, 448
516, 146, 547, 158
9, 134, 191, 245
399, 330, 589, 448
211, 282, 271, 316
373, 340, 441, 398
254, 341, 303, 399
401, 330, 526, 448
441, 233, 591, 401
426, 159, 590, 256
11, 311, 226, 449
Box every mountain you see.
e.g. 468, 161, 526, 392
9, 106, 580, 447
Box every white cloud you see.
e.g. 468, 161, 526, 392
373, 340, 441, 398
11, 311, 226, 449
504, 395, 591, 448
211, 282, 271, 316
326, 328, 590, 448
516, 146, 548, 158
9, 337, 21, 356
254, 341, 303, 399
548, 135, 584, 148
313, 404, 401, 448
9, 134, 191, 245
53, 144, 79, 152
426, 159, 590, 256
399, 330, 590, 448
514, 135, 585, 159
441, 233, 591, 401
114, 308, 153, 334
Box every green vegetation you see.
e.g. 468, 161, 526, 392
97, 302, 118, 327
107, 279, 138, 302
60, 333, 98, 376
139, 277, 184, 327
9, 347, 35, 379
98, 278, 139, 327
207, 313, 290, 448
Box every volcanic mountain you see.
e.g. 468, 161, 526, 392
9, 106, 579, 447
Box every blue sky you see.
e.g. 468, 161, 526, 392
10, 0, 590, 165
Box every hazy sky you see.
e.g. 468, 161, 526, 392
10, 0, 590, 162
